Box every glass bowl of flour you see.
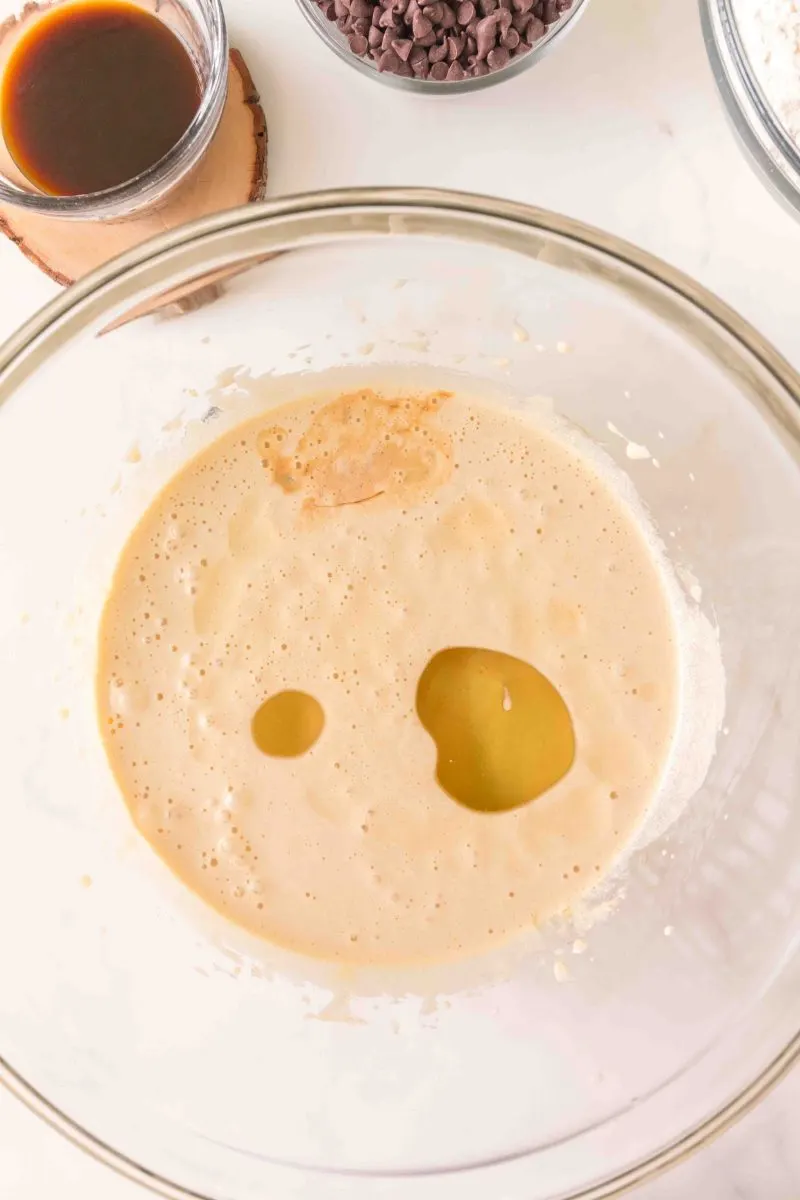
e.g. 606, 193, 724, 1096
0, 189, 799, 1200
702, 0, 800, 217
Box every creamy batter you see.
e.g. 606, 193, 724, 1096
98, 385, 682, 966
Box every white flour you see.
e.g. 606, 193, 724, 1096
735, 1, 800, 143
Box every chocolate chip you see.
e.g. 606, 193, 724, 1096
409, 42, 430, 69
312, 0, 573, 81
475, 11, 502, 59
412, 10, 433, 36
524, 14, 545, 41
487, 44, 509, 68
392, 36, 414, 58
377, 47, 402, 70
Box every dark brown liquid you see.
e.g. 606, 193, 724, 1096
0, 1, 201, 196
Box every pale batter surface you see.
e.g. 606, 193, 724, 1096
98, 386, 680, 966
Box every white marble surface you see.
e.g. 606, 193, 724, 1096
1, 0, 799, 1195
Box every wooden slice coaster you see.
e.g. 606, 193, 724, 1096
0, 46, 268, 287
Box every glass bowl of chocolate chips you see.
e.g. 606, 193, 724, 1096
296, 0, 591, 92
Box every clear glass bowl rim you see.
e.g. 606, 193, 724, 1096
0, 0, 229, 219
0, 185, 798, 1200
293, 0, 592, 94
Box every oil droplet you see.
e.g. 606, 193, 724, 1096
251, 690, 324, 758
416, 647, 575, 813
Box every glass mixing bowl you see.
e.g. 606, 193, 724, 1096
701, 0, 800, 220
294, 0, 592, 94
0, 189, 799, 1200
